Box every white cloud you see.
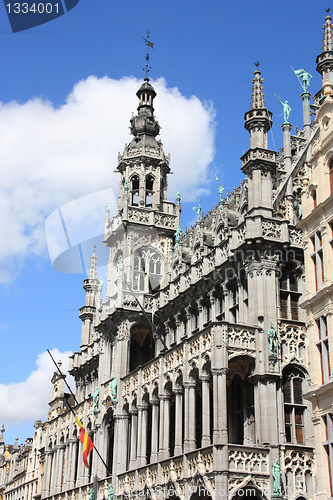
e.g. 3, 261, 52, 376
0, 349, 73, 429
0, 76, 216, 283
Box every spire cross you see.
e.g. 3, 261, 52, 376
142, 31, 153, 79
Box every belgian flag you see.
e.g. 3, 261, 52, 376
75, 416, 94, 468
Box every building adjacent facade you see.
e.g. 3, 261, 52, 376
1, 12, 332, 500
297, 11, 333, 500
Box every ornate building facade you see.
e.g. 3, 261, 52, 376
1, 11, 332, 500
298, 11, 333, 499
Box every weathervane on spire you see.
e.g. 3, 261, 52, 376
326, 7, 330, 14
254, 60, 260, 69
142, 31, 153, 79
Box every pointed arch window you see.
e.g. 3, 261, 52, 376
145, 175, 154, 208
131, 175, 140, 207
133, 247, 163, 293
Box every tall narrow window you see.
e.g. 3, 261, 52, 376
311, 232, 324, 290
280, 270, 300, 320
145, 175, 154, 207
133, 247, 163, 293
316, 316, 331, 384
131, 175, 140, 207
323, 413, 333, 497
283, 368, 306, 444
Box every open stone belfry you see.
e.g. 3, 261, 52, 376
1, 11, 333, 500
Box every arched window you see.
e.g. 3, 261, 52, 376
133, 247, 163, 293
131, 175, 140, 207
145, 175, 154, 207
283, 367, 306, 444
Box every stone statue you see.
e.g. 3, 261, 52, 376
89, 487, 95, 500
175, 225, 181, 243
216, 176, 224, 204
110, 377, 117, 401
93, 387, 99, 411
107, 483, 114, 500
275, 94, 292, 123
272, 459, 281, 494
292, 67, 312, 93
193, 199, 202, 221
124, 178, 129, 194
267, 323, 280, 357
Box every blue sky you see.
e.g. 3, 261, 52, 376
0, 0, 328, 444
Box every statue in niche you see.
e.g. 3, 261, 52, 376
110, 377, 117, 401
267, 323, 280, 357
292, 67, 312, 93
107, 483, 114, 500
275, 94, 292, 123
272, 459, 282, 495
93, 387, 99, 411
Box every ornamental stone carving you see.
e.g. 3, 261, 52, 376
279, 323, 306, 363
262, 220, 281, 239
117, 320, 131, 341
228, 448, 269, 474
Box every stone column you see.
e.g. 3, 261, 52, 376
136, 405, 143, 466
49, 447, 58, 495
201, 376, 211, 447
138, 405, 148, 466
150, 400, 159, 462
55, 445, 65, 493
158, 396, 165, 459
301, 91, 311, 139
212, 369, 228, 444
174, 390, 183, 455
163, 395, 171, 459
184, 382, 196, 452
41, 451, 52, 497
129, 411, 138, 467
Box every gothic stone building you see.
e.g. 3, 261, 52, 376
2, 11, 333, 500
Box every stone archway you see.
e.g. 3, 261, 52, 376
231, 485, 268, 500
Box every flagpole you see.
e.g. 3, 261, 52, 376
47, 349, 111, 477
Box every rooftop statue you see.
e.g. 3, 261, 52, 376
275, 94, 292, 123
176, 190, 181, 201
98, 277, 103, 290
175, 225, 181, 243
216, 176, 225, 210
124, 178, 129, 194
193, 199, 202, 221
108, 483, 114, 500
292, 67, 312, 93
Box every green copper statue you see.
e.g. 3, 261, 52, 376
267, 323, 280, 357
175, 225, 181, 243
93, 387, 99, 411
272, 459, 282, 495
107, 483, 114, 500
176, 190, 181, 201
275, 94, 292, 123
98, 277, 103, 290
292, 67, 312, 93
124, 178, 129, 195
89, 487, 95, 500
216, 176, 225, 208
193, 199, 202, 221
111, 377, 117, 401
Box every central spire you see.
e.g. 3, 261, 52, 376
251, 63, 266, 109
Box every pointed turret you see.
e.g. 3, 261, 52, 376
244, 66, 273, 149
241, 65, 276, 216
316, 8, 333, 85
79, 248, 99, 347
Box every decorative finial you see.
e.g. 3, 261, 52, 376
142, 31, 153, 79
58, 360, 62, 368
326, 7, 330, 14
254, 60, 260, 69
